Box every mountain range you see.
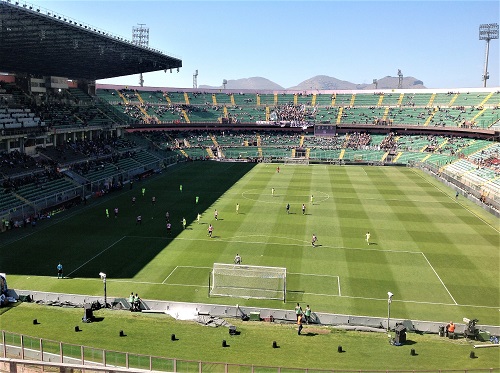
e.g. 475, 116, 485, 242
199, 75, 425, 90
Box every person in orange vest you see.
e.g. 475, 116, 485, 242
446, 321, 455, 337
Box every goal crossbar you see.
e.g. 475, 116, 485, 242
284, 157, 309, 165
209, 263, 286, 302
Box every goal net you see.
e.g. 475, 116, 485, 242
209, 263, 286, 301
284, 157, 309, 165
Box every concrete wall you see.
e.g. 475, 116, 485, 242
9, 289, 500, 336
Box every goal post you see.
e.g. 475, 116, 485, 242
284, 157, 309, 165
209, 263, 286, 302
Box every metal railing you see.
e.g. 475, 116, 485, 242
1, 331, 498, 373
0, 154, 180, 221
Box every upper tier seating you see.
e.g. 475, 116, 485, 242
96, 89, 499, 128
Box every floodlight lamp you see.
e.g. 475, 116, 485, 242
387, 291, 393, 299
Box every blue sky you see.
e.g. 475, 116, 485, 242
35, 1, 499, 89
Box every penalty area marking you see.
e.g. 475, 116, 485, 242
289, 272, 341, 296
66, 236, 127, 278
71, 277, 498, 309
173, 234, 424, 255
421, 252, 457, 305
163, 267, 342, 296
67, 238, 465, 309
162, 265, 211, 284
124, 235, 455, 306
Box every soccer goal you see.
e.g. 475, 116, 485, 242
284, 157, 309, 165
209, 263, 287, 302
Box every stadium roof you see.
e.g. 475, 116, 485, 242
0, 0, 182, 81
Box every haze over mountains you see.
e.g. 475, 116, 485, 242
199, 75, 425, 90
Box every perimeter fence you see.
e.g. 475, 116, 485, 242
1, 331, 498, 373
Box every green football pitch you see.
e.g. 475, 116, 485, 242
2, 162, 498, 326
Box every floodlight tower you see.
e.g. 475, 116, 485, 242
397, 69, 403, 89
222, 79, 227, 90
132, 23, 150, 87
479, 23, 499, 87
373, 79, 378, 89
193, 70, 198, 89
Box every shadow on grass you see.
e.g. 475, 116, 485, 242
1, 162, 256, 278
0, 301, 22, 316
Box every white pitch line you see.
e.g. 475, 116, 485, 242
411, 168, 500, 233
166, 235, 424, 255
162, 266, 178, 284
421, 252, 458, 305
288, 272, 341, 296
288, 272, 338, 278
66, 236, 126, 277
162, 265, 211, 284
72, 277, 497, 309
126, 235, 170, 240
177, 265, 212, 269
136, 234, 421, 254
302, 292, 460, 307
241, 189, 330, 204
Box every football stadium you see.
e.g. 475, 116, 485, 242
0, 1, 499, 372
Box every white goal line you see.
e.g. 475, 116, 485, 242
289, 272, 341, 296
162, 266, 342, 297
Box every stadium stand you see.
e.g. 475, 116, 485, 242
94, 87, 500, 131
0, 29, 498, 220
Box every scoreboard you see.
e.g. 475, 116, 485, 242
314, 124, 336, 136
